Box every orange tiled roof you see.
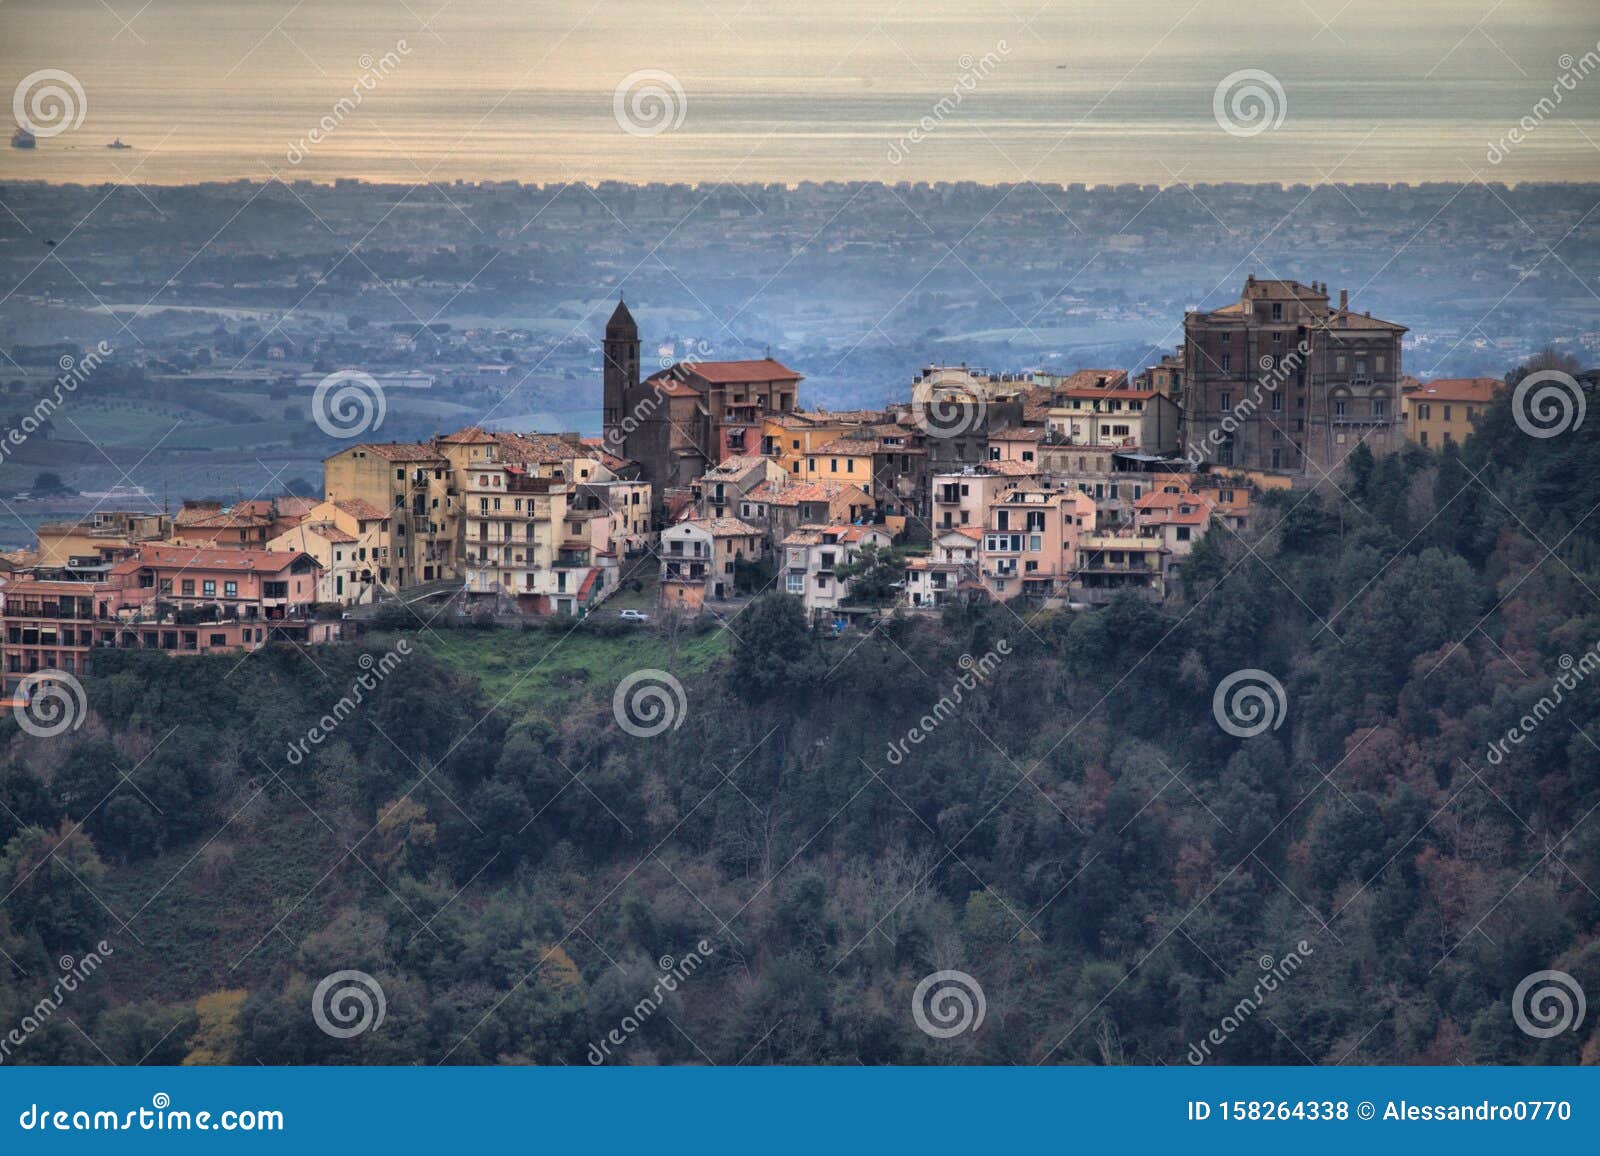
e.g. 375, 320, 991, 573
437, 426, 497, 444
331, 498, 388, 521
354, 442, 447, 462
670, 358, 802, 384
1406, 377, 1503, 403
746, 480, 870, 506
682, 517, 764, 537
811, 437, 879, 456
702, 454, 770, 476
114, 546, 314, 574
1055, 369, 1130, 391
291, 521, 358, 545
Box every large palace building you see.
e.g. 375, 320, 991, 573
1181, 276, 1407, 475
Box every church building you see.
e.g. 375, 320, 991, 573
602, 301, 803, 509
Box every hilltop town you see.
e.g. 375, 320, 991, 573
4, 270, 1582, 692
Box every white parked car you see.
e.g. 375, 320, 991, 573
619, 609, 650, 623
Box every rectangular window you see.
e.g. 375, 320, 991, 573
181, 579, 195, 596
203, 580, 216, 597
224, 581, 237, 598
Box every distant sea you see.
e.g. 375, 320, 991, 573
4, 81, 1597, 188
3, 0, 1598, 187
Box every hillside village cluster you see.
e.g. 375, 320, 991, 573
1, 276, 1518, 694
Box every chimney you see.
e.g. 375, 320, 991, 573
1339, 288, 1349, 311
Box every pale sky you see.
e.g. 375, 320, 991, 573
2, 0, 1597, 184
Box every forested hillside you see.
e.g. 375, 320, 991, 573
3, 363, 1598, 1065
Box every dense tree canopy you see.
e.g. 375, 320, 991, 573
2, 365, 1598, 1066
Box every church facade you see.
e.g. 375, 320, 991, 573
601, 301, 803, 508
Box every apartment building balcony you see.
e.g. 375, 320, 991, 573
463, 571, 506, 594
1077, 556, 1158, 573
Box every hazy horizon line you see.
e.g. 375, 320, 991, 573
5, 176, 1600, 192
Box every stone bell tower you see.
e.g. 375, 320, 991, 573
602, 298, 639, 444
